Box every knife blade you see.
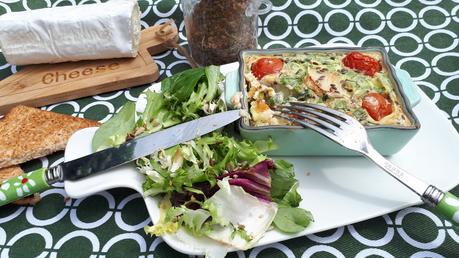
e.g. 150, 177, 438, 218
59, 110, 241, 181
0, 110, 240, 206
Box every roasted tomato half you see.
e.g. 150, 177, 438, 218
342, 52, 382, 76
362, 92, 393, 121
251, 58, 284, 79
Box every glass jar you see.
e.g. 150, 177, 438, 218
182, 0, 272, 66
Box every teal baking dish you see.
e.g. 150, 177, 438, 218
226, 47, 421, 156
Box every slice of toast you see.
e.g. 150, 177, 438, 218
0, 105, 100, 168
0, 165, 41, 205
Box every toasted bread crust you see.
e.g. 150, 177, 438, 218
0, 105, 99, 168
0, 165, 23, 179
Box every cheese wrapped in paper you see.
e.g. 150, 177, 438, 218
0, 0, 141, 65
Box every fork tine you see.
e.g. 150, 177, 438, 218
290, 102, 357, 122
282, 105, 348, 127
275, 113, 339, 141
281, 109, 341, 132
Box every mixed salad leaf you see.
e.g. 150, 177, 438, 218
92, 65, 226, 152
91, 65, 313, 252
140, 133, 313, 249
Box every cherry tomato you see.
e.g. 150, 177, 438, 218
251, 58, 284, 79
362, 93, 393, 121
342, 52, 382, 76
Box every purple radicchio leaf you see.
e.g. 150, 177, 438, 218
219, 159, 274, 201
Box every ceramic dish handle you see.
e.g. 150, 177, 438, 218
0, 168, 52, 206
434, 191, 459, 226
393, 68, 421, 108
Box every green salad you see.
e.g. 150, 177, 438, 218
91, 65, 313, 251
92, 65, 226, 152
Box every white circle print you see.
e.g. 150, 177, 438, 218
302, 245, 345, 258
386, 8, 418, 32
396, 57, 432, 81
348, 215, 395, 247
419, 6, 451, 30
0, 206, 26, 224
293, 10, 323, 38
410, 251, 445, 258
432, 53, 459, 77
324, 9, 354, 37
441, 75, 459, 101
25, 189, 72, 226
306, 227, 344, 244
395, 208, 446, 249
70, 192, 115, 229
390, 33, 423, 57
263, 12, 293, 40
99, 233, 147, 258
355, 0, 382, 8
0, 227, 6, 246
114, 193, 151, 231
424, 30, 458, 53
355, 8, 386, 35
294, 0, 322, 9
356, 248, 395, 258
1, 228, 53, 258
49, 230, 100, 258
249, 243, 295, 258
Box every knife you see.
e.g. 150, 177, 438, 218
0, 110, 241, 206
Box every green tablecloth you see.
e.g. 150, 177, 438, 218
0, 0, 458, 257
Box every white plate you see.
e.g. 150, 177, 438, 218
64, 88, 459, 255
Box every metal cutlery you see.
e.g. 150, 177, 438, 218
276, 102, 459, 227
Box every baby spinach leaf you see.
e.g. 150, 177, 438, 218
273, 207, 313, 233
278, 182, 302, 207
270, 160, 297, 201
162, 68, 206, 101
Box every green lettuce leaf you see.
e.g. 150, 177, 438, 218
91, 102, 136, 152
144, 221, 179, 236
204, 65, 223, 102
144, 195, 180, 236
140, 91, 168, 133
182, 208, 211, 236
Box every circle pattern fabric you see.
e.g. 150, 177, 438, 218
0, 0, 458, 257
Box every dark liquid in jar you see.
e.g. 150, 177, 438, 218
185, 0, 258, 66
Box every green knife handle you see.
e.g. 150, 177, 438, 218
434, 191, 459, 227
0, 168, 51, 207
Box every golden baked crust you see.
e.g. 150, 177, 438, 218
0, 105, 100, 168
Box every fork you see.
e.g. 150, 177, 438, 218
276, 102, 459, 227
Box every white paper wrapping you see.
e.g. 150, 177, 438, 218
0, 0, 141, 65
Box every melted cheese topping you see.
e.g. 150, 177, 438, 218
243, 52, 412, 127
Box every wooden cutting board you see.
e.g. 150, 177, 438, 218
0, 22, 178, 114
